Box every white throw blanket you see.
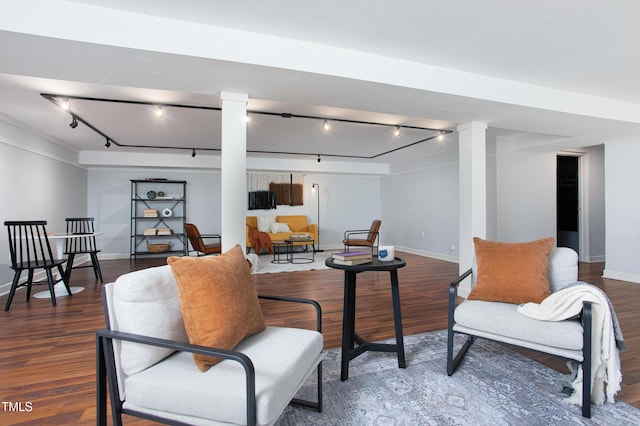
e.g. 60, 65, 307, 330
517, 283, 622, 405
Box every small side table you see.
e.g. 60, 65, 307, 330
271, 240, 290, 264
285, 237, 315, 264
325, 256, 407, 381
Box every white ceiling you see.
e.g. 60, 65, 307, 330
1, 0, 639, 167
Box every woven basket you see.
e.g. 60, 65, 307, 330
146, 241, 172, 253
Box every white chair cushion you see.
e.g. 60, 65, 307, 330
548, 247, 578, 292
112, 265, 188, 375
123, 326, 323, 426
454, 299, 584, 351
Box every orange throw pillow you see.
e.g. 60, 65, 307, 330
468, 237, 555, 304
167, 245, 266, 371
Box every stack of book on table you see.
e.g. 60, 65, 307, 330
331, 251, 372, 265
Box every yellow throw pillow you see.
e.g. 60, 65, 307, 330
468, 237, 555, 304
167, 245, 266, 372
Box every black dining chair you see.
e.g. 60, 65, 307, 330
4, 220, 71, 311
64, 217, 103, 283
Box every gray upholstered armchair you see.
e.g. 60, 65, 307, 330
447, 244, 594, 418
97, 260, 323, 425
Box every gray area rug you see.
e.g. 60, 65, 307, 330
253, 250, 334, 274
277, 329, 640, 425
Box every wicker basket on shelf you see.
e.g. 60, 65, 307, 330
146, 241, 172, 253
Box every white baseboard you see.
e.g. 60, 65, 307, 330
602, 269, 640, 284
393, 246, 459, 263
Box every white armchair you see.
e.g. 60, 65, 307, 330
447, 245, 593, 418
97, 263, 323, 425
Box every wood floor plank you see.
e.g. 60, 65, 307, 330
0, 252, 638, 424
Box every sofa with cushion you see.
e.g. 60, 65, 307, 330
246, 215, 318, 252
96, 245, 323, 425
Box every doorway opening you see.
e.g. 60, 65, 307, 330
557, 155, 579, 253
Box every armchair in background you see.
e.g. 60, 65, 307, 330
184, 223, 221, 256
342, 219, 381, 254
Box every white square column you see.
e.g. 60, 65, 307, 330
220, 92, 248, 252
458, 121, 487, 295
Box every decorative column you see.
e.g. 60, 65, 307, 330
457, 121, 487, 296
220, 92, 248, 252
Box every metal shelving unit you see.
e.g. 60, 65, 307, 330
130, 179, 187, 258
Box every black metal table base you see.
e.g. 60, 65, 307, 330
271, 242, 290, 264
339, 264, 406, 381
286, 240, 315, 264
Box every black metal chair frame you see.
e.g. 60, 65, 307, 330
97, 292, 323, 426
447, 268, 593, 418
343, 229, 380, 254
64, 217, 103, 283
4, 220, 71, 311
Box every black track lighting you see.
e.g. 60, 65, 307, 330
42, 93, 454, 157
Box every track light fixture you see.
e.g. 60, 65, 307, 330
42, 93, 455, 158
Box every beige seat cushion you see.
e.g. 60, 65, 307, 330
455, 299, 584, 352
124, 326, 323, 426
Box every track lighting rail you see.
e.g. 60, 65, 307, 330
41, 93, 452, 159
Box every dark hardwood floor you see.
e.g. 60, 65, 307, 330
0, 252, 638, 425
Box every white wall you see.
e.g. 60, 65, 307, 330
382, 158, 459, 261
603, 139, 640, 282
315, 174, 381, 249
585, 145, 606, 261
1, 114, 613, 291
87, 168, 381, 257
87, 168, 223, 258
0, 122, 87, 287
380, 137, 604, 267
496, 138, 557, 242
